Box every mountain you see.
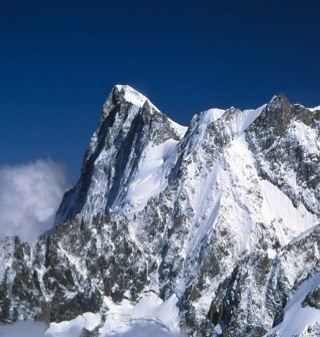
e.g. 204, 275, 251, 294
0, 85, 319, 336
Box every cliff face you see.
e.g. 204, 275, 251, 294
0, 86, 319, 337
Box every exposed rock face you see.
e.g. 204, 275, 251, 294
0, 85, 319, 336
303, 287, 320, 310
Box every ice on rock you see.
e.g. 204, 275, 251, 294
310, 105, 320, 112
115, 84, 160, 111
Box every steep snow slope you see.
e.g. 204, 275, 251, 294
265, 273, 320, 337
0, 86, 319, 337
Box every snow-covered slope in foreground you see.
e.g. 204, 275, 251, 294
0, 317, 187, 337
265, 273, 320, 337
0, 87, 319, 337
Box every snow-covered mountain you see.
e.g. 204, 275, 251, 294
0, 85, 319, 337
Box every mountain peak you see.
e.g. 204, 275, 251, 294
111, 84, 158, 110
268, 93, 290, 109
2, 88, 320, 336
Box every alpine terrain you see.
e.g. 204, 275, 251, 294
0, 85, 319, 337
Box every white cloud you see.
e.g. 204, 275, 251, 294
0, 159, 68, 244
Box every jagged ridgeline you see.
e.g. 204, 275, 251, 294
0, 85, 319, 336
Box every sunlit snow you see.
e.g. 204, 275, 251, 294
265, 273, 320, 336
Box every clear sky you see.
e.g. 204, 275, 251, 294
1, 0, 319, 182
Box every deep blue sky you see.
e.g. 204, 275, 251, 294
1, 0, 319, 182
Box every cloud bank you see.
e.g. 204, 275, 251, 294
0, 159, 67, 244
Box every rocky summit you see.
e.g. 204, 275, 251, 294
0, 85, 319, 336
